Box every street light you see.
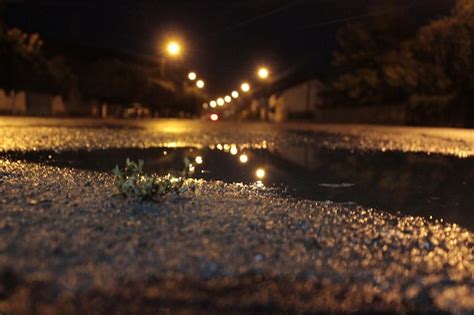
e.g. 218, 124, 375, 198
166, 41, 181, 57
210, 100, 217, 108
231, 91, 239, 98
257, 67, 269, 79
224, 95, 232, 103
256, 168, 266, 179
196, 80, 205, 89
188, 72, 197, 81
217, 98, 225, 106
160, 39, 183, 77
241, 82, 250, 92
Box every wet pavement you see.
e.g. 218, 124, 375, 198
0, 117, 473, 313
3, 146, 474, 231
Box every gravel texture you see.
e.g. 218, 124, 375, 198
0, 159, 473, 314
1, 118, 474, 314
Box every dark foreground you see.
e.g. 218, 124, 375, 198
0, 118, 473, 314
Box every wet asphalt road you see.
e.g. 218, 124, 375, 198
0, 117, 473, 314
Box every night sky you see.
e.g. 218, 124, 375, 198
6, 0, 455, 94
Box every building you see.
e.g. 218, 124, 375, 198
267, 79, 323, 122
0, 89, 67, 116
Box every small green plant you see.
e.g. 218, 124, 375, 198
113, 158, 195, 201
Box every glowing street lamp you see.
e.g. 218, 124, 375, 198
160, 39, 183, 77
217, 98, 225, 106
210, 100, 217, 108
256, 168, 266, 179
166, 41, 181, 57
231, 91, 239, 99
196, 80, 205, 89
241, 82, 250, 93
257, 67, 269, 79
188, 72, 197, 81
224, 95, 232, 103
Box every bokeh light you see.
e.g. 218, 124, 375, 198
241, 82, 250, 92
256, 168, 266, 179
188, 72, 197, 80
166, 41, 181, 56
258, 67, 269, 79
196, 80, 205, 88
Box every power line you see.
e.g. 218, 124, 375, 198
211, 0, 305, 36
298, 0, 417, 30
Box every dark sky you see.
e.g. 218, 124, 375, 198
5, 0, 455, 95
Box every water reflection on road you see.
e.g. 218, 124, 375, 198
3, 144, 474, 230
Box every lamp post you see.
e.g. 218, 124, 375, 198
256, 66, 271, 121
160, 40, 182, 78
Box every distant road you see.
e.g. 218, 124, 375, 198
1, 117, 474, 157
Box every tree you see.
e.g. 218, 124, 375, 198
0, 28, 74, 95
412, 1, 474, 96
330, 0, 419, 106
79, 59, 148, 105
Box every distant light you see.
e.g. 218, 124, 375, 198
224, 95, 232, 103
256, 168, 266, 179
210, 100, 217, 108
239, 154, 248, 163
188, 72, 197, 81
210, 114, 219, 121
241, 82, 250, 92
166, 41, 181, 56
196, 80, 205, 89
230, 146, 238, 155
216, 144, 223, 150
195, 156, 203, 164
202, 103, 208, 109
258, 67, 269, 79
217, 98, 225, 106
231, 91, 239, 98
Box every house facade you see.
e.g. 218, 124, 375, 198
267, 79, 323, 122
0, 89, 67, 116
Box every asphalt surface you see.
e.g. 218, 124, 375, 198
0, 118, 473, 314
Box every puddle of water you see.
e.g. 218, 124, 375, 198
3, 146, 474, 230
